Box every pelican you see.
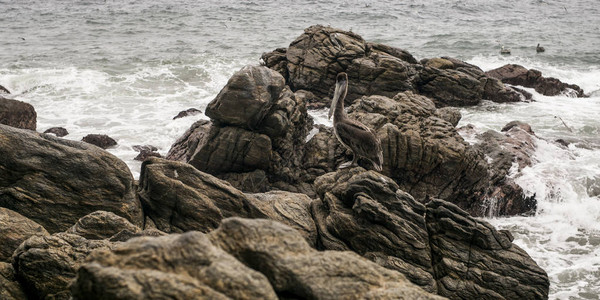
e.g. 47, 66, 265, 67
329, 72, 383, 171
500, 46, 511, 55
536, 43, 545, 53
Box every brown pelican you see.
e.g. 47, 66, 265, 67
329, 72, 383, 171
536, 43, 545, 53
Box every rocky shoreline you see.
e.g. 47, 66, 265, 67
1, 25, 587, 299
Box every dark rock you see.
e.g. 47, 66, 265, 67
0, 96, 36, 130
416, 65, 483, 106
172, 107, 202, 120
0, 262, 27, 300
165, 119, 212, 162
132, 144, 161, 161
486, 64, 586, 97
0, 207, 48, 262
66, 210, 141, 240
555, 138, 570, 147
71, 231, 278, 300
436, 107, 462, 127
501, 120, 534, 135
12, 232, 114, 300
43, 126, 69, 137
81, 134, 117, 149
209, 218, 444, 300
0, 84, 10, 94
426, 199, 549, 299
312, 168, 437, 292
218, 169, 270, 193
261, 47, 288, 79
0, 125, 143, 233
132, 145, 158, 152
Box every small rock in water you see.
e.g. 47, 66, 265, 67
0, 84, 10, 94
44, 127, 69, 137
81, 134, 117, 149
133, 145, 162, 161
172, 108, 202, 120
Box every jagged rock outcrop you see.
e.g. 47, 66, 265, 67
0, 124, 143, 233
0, 262, 27, 300
312, 167, 549, 299
132, 144, 161, 161
0, 207, 48, 262
426, 199, 549, 299
262, 25, 526, 107
138, 158, 317, 246
0, 84, 10, 94
166, 119, 212, 162
486, 64, 586, 97
0, 96, 36, 130
81, 134, 117, 149
172, 107, 202, 119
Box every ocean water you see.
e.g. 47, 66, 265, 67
1, 0, 599, 298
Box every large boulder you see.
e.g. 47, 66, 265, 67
65, 210, 142, 240
209, 218, 444, 300
426, 199, 549, 299
165, 119, 212, 162
71, 231, 278, 300
0, 207, 48, 262
0, 96, 36, 130
486, 64, 586, 97
0, 262, 27, 300
0, 125, 143, 233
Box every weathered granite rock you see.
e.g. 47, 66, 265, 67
210, 217, 444, 300
165, 119, 212, 162
0, 207, 48, 262
486, 64, 586, 97
0, 125, 143, 233
12, 232, 114, 300
206, 65, 286, 130
132, 144, 161, 161
426, 199, 549, 299
0, 96, 36, 130
172, 107, 202, 119
43, 126, 69, 137
0, 262, 27, 300
66, 210, 141, 240
71, 231, 278, 300
312, 168, 437, 292
81, 134, 117, 149
138, 158, 317, 246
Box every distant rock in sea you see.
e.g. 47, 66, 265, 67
44, 126, 69, 137
81, 134, 117, 149
172, 108, 202, 120
486, 64, 586, 97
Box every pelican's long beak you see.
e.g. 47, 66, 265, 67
329, 78, 346, 120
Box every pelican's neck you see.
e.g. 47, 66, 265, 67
331, 77, 348, 123
333, 96, 347, 122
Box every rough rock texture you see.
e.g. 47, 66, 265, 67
172, 107, 202, 119
165, 119, 212, 162
71, 232, 278, 300
43, 126, 69, 137
0, 262, 27, 300
0, 207, 48, 262
0, 125, 143, 233
66, 210, 142, 240
12, 232, 114, 300
312, 168, 437, 292
132, 144, 162, 161
0, 96, 36, 130
486, 64, 586, 97
138, 158, 317, 246
210, 218, 444, 300
312, 168, 549, 299
426, 199, 549, 299
81, 134, 117, 149
262, 25, 525, 107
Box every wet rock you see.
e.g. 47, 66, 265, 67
132, 144, 161, 161
486, 64, 586, 97
165, 119, 212, 162
0, 84, 10, 94
71, 231, 278, 300
416, 65, 483, 106
0, 207, 48, 262
555, 138, 570, 147
501, 120, 534, 135
426, 199, 549, 299
12, 232, 114, 300
81, 134, 117, 149
209, 217, 444, 300
312, 168, 437, 292
43, 126, 69, 137
0, 96, 36, 130
436, 107, 462, 127
260, 47, 288, 80
172, 107, 202, 119
66, 210, 141, 240
0, 125, 143, 233
0, 262, 27, 300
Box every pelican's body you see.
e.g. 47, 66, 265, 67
536, 43, 545, 53
329, 72, 383, 171
500, 46, 511, 55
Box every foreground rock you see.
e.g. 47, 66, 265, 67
81, 134, 117, 149
0, 125, 143, 233
0, 96, 36, 130
0, 263, 26, 300
486, 64, 586, 97
313, 168, 549, 299
0, 207, 48, 262
262, 25, 526, 107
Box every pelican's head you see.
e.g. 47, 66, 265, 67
329, 72, 348, 120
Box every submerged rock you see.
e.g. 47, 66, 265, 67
0, 84, 10, 94
172, 107, 202, 119
0, 96, 36, 130
486, 64, 586, 97
43, 126, 69, 137
0, 125, 143, 233
81, 134, 117, 149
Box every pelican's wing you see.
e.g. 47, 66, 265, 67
335, 119, 383, 170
